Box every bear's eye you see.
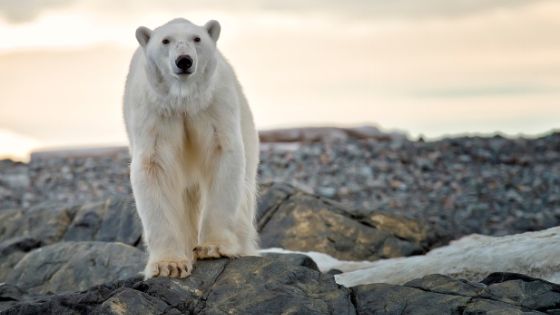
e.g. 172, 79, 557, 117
162, 38, 170, 45
193, 36, 201, 43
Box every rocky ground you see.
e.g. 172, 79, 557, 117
1, 183, 559, 314
1, 128, 559, 314
261, 131, 560, 239
2, 129, 559, 240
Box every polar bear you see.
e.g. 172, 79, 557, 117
123, 18, 259, 279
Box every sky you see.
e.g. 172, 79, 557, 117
0, 0, 559, 160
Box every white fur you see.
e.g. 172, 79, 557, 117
123, 18, 259, 279
262, 227, 560, 287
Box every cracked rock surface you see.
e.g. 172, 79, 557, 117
353, 273, 560, 315
3, 261, 560, 314
2, 257, 355, 314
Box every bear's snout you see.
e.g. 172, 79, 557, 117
175, 55, 193, 73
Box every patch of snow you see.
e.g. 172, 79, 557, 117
262, 226, 560, 287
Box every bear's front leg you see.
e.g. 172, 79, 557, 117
131, 155, 195, 279
195, 142, 245, 259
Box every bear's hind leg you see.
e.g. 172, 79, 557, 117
233, 186, 259, 256
195, 154, 245, 259
183, 185, 202, 254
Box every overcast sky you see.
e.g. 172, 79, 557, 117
0, 0, 559, 160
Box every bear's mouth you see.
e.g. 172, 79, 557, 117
175, 70, 193, 76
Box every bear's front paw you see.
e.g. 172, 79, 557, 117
145, 258, 193, 279
194, 243, 240, 260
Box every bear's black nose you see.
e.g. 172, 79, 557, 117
176, 55, 193, 72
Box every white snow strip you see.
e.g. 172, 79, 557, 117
260, 247, 375, 272
261, 226, 560, 287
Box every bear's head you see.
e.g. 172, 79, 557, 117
135, 18, 220, 92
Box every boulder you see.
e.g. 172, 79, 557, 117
0, 237, 42, 281
0, 202, 73, 245
62, 197, 142, 246
0, 197, 142, 248
5, 241, 145, 294
258, 183, 435, 261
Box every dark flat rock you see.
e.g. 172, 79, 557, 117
2, 256, 355, 315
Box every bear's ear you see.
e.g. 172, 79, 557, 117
135, 26, 152, 47
205, 20, 221, 42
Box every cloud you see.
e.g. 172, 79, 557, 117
0, 0, 552, 23
249, 0, 550, 19
0, 0, 73, 22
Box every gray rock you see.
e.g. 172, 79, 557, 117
63, 197, 142, 246
480, 273, 560, 311
97, 287, 170, 315
405, 274, 485, 297
0, 202, 73, 245
5, 241, 145, 294
0, 197, 142, 248
353, 282, 471, 315
0, 283, 30, 312
352, 273, 560, 315
0, 237, 42, 281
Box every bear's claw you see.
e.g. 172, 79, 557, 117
146, 259, 192, 279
